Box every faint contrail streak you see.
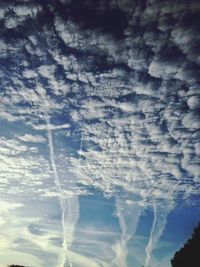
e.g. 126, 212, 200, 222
144, 174, 179, 267
78, 124, 84, 168
115, 197, 128, 267
113, 196, 142, 267
145, 201, 157, 267
144, 200, 174, 267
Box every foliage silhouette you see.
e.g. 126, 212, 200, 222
171, 223, 200, 267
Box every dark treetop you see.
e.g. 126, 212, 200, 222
171, 223, 200, 267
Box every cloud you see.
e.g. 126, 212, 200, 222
2, 3, 42, 29
31, 123, 71, 131
0, 0, 200, 266
112, 196, 143, 267
182, 111, 200, 129
17, 134, 47, 143
0, 200, 24, 217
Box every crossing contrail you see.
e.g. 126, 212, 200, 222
30, 49, 73, 266
45, 111, 72, 267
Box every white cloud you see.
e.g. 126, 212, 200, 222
182, 112, 200, 129
0, 1, 200, 265
0, 200, 24, 215
187, 95, 200, 109
17, 134, 47, 143
32, 123, 70, 131
3, 4, 42, 29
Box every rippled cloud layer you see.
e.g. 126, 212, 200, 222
0, 0, 200, 267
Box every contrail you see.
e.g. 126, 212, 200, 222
113, 196, 142, 267
145, 201, 157, 267
45, 112, 72, 267
78, 123, 84, 168
144, 175, 179, 267
144, 200, 174, 267
113, 130, 144, 267
29, 51, 72, 266
115, 197, 128, 267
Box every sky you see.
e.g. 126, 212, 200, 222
0, 0, 200, 267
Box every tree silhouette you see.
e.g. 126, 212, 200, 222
171, 223, 200, 267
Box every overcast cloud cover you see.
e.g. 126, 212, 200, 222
0, 0, 200, 267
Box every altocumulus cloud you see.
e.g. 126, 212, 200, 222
0, 0, 200, 267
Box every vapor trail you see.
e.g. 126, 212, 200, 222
113, 196, 142, 267
45, 113, 72, 267
145, 201, 157, 267
78, 124, 84, 168
144, 201, 174, 267
114, 197, 128, 267
30, 50, 72, 266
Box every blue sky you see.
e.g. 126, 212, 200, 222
0, 0, 200, 267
